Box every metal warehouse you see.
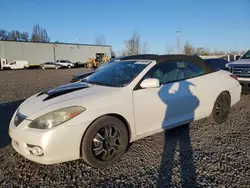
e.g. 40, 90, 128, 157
0, 40, 112, 66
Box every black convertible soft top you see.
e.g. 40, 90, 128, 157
122, 54, 214, 73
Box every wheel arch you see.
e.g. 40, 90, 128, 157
209, 90, 231, 120
212, 90, 231, 109
79, 113, 132, 157
221, 90, 231, 105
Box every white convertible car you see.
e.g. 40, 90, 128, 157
8, 55, 241, 168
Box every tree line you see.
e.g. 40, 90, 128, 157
183, 40, 244, 56
0, 25, 243, 56
0, 24, 50, 42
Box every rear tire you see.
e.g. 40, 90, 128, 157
42, 66, 45, 70
81, 116, 129, 168
209, 92, 231, 124
68, 65, 71, 69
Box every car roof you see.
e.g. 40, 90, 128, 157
120, 54, 213, 72
120, 54, 202, 63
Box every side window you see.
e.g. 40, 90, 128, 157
185, 62, 205, 78
144, 60, 187, 84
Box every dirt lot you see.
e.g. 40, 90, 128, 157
0, 68, 250, 187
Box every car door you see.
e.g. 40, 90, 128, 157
132, 60, 200, 136
184, 61, 213, 119
10, 62, 17, 69
17, 62, 22, 69
48, 62, 54, 69
50, 63, 56, 69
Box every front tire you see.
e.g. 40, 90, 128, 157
81, 116, 129, 168
209, 92, 231, 124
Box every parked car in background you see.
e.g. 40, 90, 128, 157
226, 49, 250, 93
40, 62, 63, 69
204, 58, 229, 71
3, 60, 29, 70
56, 60, 75, 68
74, 61, 87, 68
9, 55, 241, 168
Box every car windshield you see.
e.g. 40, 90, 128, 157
96, 59, 116, 71
240, 50, 250, 59
85, 60, 150, 87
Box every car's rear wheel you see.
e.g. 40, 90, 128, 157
209, 92, 231, 124
42, 66, 45, 69
68, 65, 71, 69
81, 116, 129, 168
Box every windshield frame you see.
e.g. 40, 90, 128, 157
240, 50, 250, 59
84, 60, 152, 87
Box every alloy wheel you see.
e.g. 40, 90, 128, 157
215, 96, 229, 122
92, 125, 123, 161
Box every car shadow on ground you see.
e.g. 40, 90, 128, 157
156, 80, 199, 187
0, 100, 24, 148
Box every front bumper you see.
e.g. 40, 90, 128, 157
9, 114, 91, 165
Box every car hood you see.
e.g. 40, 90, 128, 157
18, 82, 119, 118
226, 59, 250, 67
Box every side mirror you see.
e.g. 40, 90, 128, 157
140, 78, 160, 88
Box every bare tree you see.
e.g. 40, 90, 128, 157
142, 42, 149, 54
194, 47, 210, 55
184, 41, 194, 55
8, 30, 21, 41
31, 24, 50, 42
0, 29, 29, 41
210, 49, 225, 55
165, 44, 176, 54
122, 31, 141, 56
20, 32, 29, 41
0, 30, 9, 40
95, 34, 106, 45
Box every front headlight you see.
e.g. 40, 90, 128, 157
28, 106, 85, 129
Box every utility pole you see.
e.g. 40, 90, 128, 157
176, 30, 181, 54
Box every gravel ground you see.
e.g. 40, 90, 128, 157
0, 68, 250, 187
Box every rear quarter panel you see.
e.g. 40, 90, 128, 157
187, 70, 240, 120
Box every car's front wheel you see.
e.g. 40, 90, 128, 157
81, 116, 129, 168
209, 91, 231, 124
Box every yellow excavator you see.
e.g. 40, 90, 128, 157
87, 53, 110, 68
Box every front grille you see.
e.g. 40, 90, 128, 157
231, 67, 250, 78
14, 111, 27, 126
240, 82, 250, 88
